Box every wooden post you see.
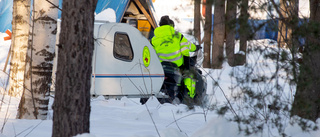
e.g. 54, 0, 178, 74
3, 46, 11, 72
133, 0, 157, 29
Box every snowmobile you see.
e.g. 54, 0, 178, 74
140, 50, 208, 106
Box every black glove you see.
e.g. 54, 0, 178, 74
195, 44, 201, 51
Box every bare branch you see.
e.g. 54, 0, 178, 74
45, 0, 62, 11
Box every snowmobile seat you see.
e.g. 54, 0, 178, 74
160, 61, 182, 98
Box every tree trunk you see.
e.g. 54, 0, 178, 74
287, 0, 299, 49
52, 0, 97, 136
203, 0, 213, 68
17, 0, 59, 120
291, 0, 320, 122
194, 0, 201, 44
238, 0, 248, 65
212, 0, 225, 69
225, 0, 236, 66
9, 0, 31, 97
277, 0, 287, 48
277, 0, 299, 49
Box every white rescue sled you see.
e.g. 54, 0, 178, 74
53, 22, 165, 99
91, 23, 165, 98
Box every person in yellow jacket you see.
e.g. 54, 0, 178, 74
151, 15, 200, 102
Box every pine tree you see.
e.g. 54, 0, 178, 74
225, 0, 237, 66
52, 0, 98, 136
194, 0, 201, 44
292, 0, 320, 122
203, 0, 213, 68
212, 0, 225, 69
238, 0, 249, 65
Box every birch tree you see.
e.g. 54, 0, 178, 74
17, 0, 59, 120
9, 0, 31, 97
52, 0, 97, 136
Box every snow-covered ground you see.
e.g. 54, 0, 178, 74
1, 0, 320, 137
1, 37, 320, 137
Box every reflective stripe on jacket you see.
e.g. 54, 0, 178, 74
151, 25, 196, 67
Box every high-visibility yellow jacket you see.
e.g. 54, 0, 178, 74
151, 25, 196, 67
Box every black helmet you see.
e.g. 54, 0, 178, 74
159, 15, 174, 27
